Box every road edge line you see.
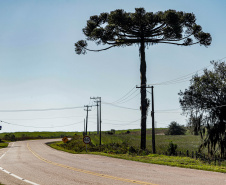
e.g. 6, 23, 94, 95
0, 142, 40, 185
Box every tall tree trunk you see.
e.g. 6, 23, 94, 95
140, 39, 147, 150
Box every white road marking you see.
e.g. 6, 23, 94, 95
0, 142, 14, 159
0, 142, 40, 185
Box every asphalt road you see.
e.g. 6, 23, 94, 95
0, 139, 226, 185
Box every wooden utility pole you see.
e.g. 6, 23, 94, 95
90, 97, 102, 145
84, 118, 85, 133
84, 105, 92, 135
90, 97, 99, 134
136, 85, 156, 153
151, 86, 156, 154
95, 101, 99, 134
99, 97, 102, 145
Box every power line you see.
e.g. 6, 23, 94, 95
147, 57, 226, 86
102, 101, 139, 110
110, 86, 137, 104
0, 115, 97, 121
0, 120, 83, 128
0, 106, 84, 112
101, 116, 147, 126
113, 89, 139, 104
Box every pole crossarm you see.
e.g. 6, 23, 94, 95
136, 85, 153, 88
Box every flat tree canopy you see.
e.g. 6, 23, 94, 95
75, 8, 211, 53
75, 8, 211, 150
179, 61, 226, 158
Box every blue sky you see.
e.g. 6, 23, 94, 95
0, 0, 225, 133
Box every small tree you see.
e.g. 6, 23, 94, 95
166, 121, 186, 135
179, 61, 226, 158
187, 114, 201, 135
75, 8, 211, 149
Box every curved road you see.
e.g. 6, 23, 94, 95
0, 139, 225, 185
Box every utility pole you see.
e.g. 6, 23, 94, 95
84, 105, 92, 135
99, 97, 102, 145
90, 97, 99, 134
90, 97, 102, 145
84, 118, 86, 134
151, 86, 156, 154
136, 85, 156, 153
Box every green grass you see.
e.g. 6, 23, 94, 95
0, 141, 8, 149
88, 129, 201, 155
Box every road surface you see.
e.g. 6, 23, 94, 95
0, 139, 225, 185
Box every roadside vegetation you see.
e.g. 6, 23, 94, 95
48, 129, 226, 173
1, 129, 225, 173
0, 132, 75, 141
0, 139, 8, 149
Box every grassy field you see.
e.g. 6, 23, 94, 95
0, 129, 202, 154
88, 129, 201, 155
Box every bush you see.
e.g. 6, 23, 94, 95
165, 121, 186, 135
106, 131, 114, 135
167, 141, 177, 155
3, 134, 16, 141
129, 146, 137, 154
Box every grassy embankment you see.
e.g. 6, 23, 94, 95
48, 129, 226, 173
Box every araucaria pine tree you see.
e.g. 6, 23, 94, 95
75, 8, 211, 150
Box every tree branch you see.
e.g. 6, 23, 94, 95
164, 33, 193, 42
85, 45, 116, 52
156, 41, 199, 46
150, 23, 166, 34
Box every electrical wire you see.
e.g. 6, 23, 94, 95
0, 115, 97, 121
147, 57, 226, 86
0, 120, 83, 128
102, 115, 147, 126
148, 67, 208, 86
116, 91, 140, 104
0, 106, 84, 112
110, 86, 137, 104
102, 101, 139, 110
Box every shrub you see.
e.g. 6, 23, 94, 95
3, 134, 16, 141
165, 121, 186, 135
129, 146, 137, 154
167, 141, 178, 155
106, 131, 114, 135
